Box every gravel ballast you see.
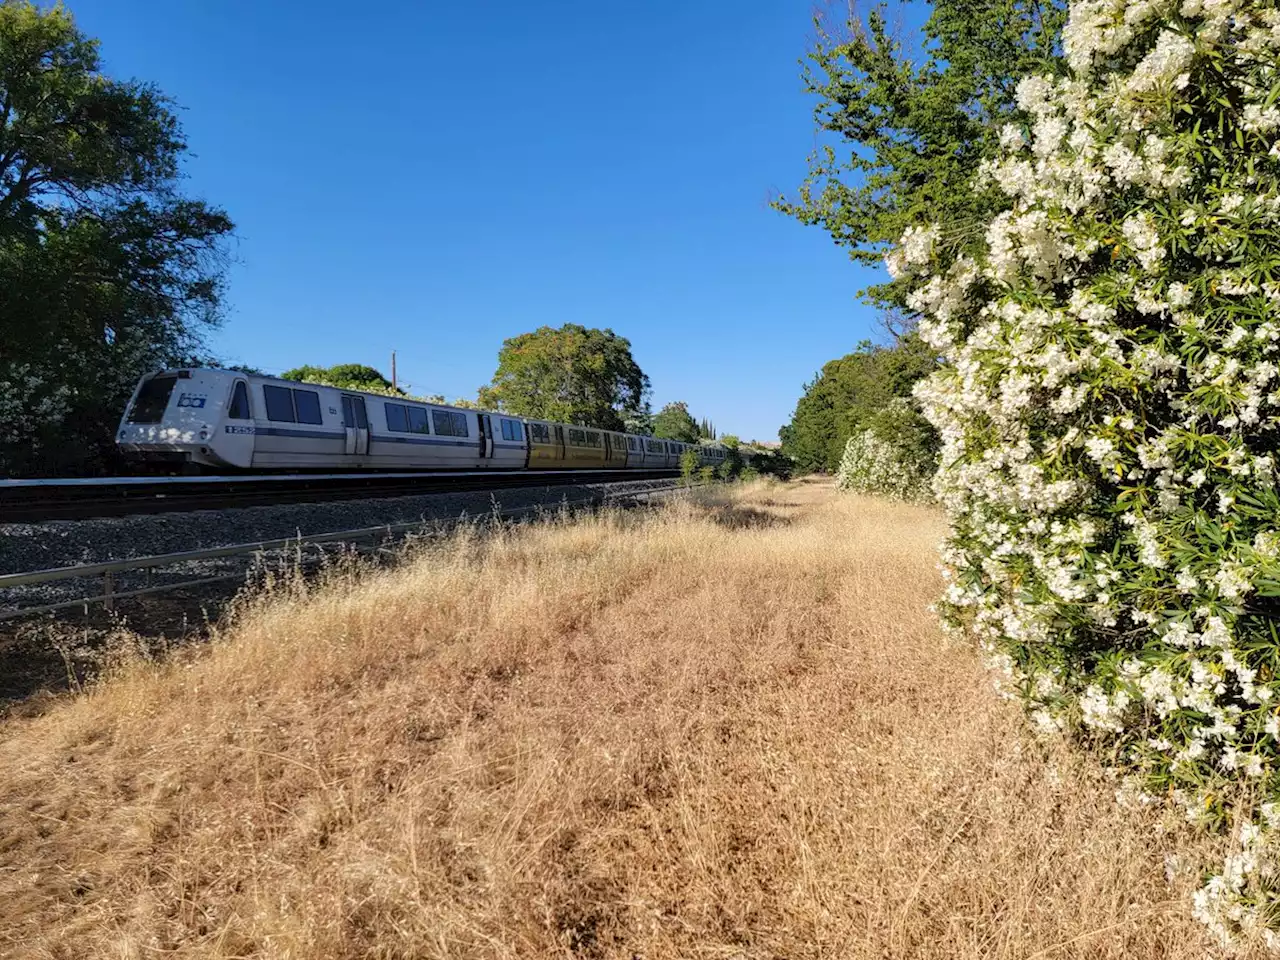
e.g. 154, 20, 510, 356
0, 479, 681, 615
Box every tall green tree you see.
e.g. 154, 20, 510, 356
774, 0, 1064, 319
0, 1, 234, 476
780, 336, 937, 473
476, 324, 649, 431
652, 401, 700, 443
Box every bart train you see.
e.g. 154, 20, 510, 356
116, 368, 730, 473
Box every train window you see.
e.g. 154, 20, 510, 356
568, 428, 584, 445
585, 431, 600, 448
228, 381, 251, 420
263, 385, 296, 422
500, 419, 523, 442
408, 407, 430, 433
530, 423, 550, 444
432, 410, 469, 437
126, 375, 178, 423
385, 403, 409, 432
293, 390, 323, 425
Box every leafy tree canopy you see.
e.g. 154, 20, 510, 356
281, 363, 400, 395
622, 404, 654, 436
652, 401, 700, 443
720, 434, 740, 449
0, 0, 234, 476
773, 0, 1064, 319
476, 324, 650, 431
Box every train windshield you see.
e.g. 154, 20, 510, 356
126, 375, 178, 423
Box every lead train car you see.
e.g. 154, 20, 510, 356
117, 368, 711, 472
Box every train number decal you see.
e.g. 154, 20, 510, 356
224, 425, 256, 435
176, 393, 207, 408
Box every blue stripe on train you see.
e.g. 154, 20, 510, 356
254, 427, 526, 451
255, 427, 347, 440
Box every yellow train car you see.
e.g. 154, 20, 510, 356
603, 432, 628, 469
564, 426, 607, 468
525, 420, 564, 468
523, 419, 668, 471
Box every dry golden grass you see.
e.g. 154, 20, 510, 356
0, 481, 1239, 958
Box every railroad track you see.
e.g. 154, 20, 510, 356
0, 482, 692, 623
0, 469, 680, 523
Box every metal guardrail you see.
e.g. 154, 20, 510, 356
0, 484, 695, 620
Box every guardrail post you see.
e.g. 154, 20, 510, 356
103, 571, 114, 612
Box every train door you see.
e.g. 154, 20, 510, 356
555, 425, 566, 461
220, 378, 257, 468
479, 413, 495, 460
341, 395, 370, 456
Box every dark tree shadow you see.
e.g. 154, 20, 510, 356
699, 504, 795, 530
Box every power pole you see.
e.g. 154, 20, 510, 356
391, 350, 398, 391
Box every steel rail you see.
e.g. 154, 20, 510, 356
0, 483, 694, 620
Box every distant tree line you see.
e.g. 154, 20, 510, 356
779, 337, 936, 476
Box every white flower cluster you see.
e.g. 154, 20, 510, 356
835, 422, 934, 503
893, 0, 1280, 943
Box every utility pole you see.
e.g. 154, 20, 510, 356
391, 350, 397, 391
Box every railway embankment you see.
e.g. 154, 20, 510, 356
0, 477, 679, 577
0, 481, 1222, 957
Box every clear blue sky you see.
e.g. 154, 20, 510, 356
70, 0, 888, 442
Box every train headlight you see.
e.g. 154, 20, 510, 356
199, 427, 209, 441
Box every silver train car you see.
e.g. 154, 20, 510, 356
116, 368, 728, 473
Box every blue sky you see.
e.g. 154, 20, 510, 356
70, 0, 889, 442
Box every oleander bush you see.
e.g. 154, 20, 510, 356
894, 0, 1280, 943
835, 399, 935, 502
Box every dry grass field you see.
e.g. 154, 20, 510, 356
0, 481, 1236, 958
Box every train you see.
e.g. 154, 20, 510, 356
116, 367, 730, 474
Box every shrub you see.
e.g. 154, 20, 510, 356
836, 432, 933, 503
679, 448, 700, 484
894, 0, 1280, 942
836, 398, 937, 502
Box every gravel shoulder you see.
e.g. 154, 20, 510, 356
0, 479, 678, 614
0, 478, 677, 575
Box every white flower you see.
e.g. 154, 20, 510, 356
1122, 213, 1166, 271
